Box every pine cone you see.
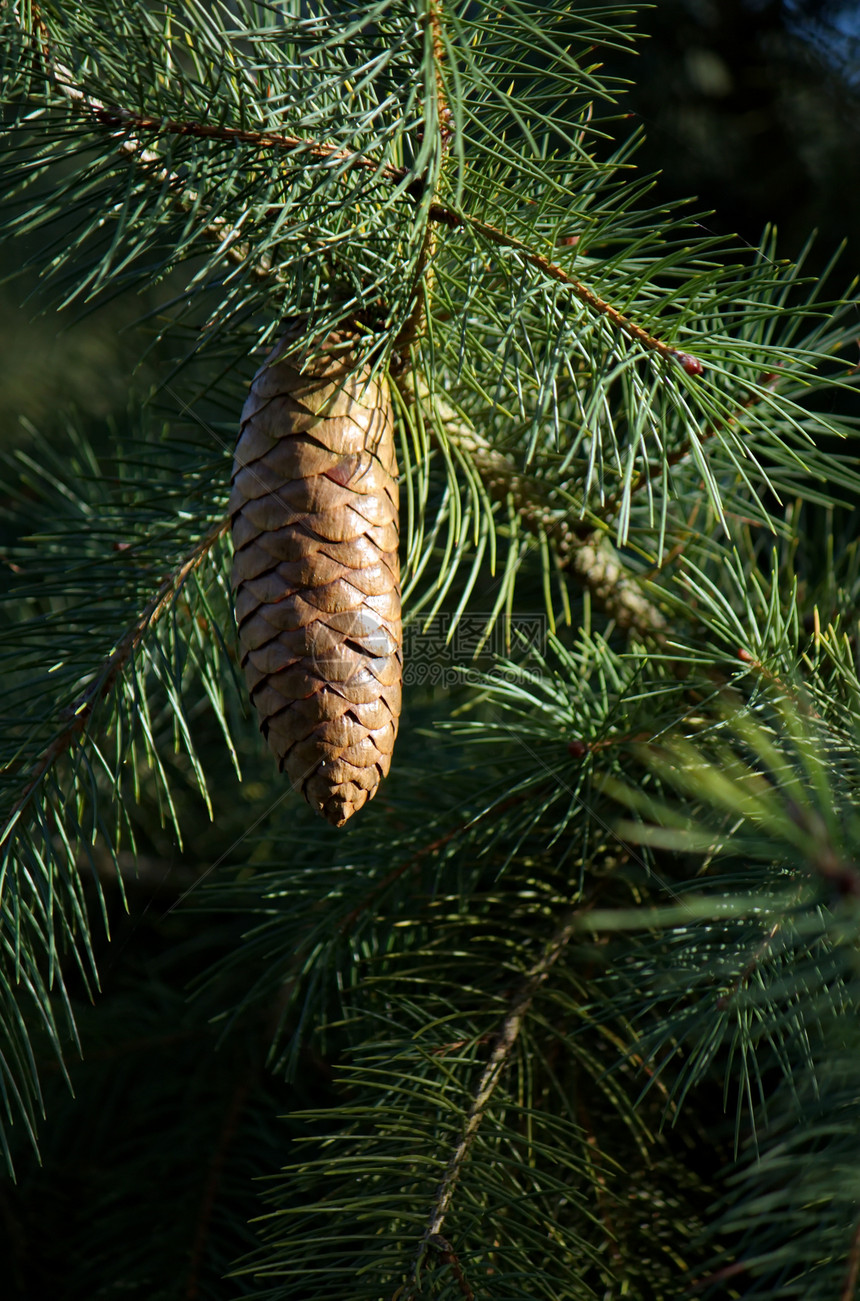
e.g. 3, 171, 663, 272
230, 333, 402, 826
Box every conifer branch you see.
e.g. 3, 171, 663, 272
715, 919, 782, 1011
841, 1219, 860, 1301
563, 536, 667, 636
445, 213, 704, 374
26, 10, 278, 275
735, 646, 820, 716
403, 382, 667, 638
606, 370, 781, 517
22, 12, 701, 366
425, 1236, 476, 1300
567, 731, 655, 759
0, 518, 228, 858
337, 795, 529, 937
400, 910, 579, 1298
29, 3, 405, 182
392, 0, 452, 355
68, 105, 406, 178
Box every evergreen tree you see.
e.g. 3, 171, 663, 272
1, 2, 859, 1297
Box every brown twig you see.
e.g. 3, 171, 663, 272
81, 104, 408, 180
336, 826, 458, 936
26, 17, 278, 275
30, 5, 405, 184
840, 1217, 860, 1301
735, 646, 820, 717
25, 17, 701, 368
270, 794, 535, 1046
426, 1235, 476, 1300
398, 910, 579, 1299
74, 93, 692, 372
690, 1258, 749, 1290
431, 1034, 492, 1057
455, 213, 703, 373
0, 519, 228, 858
568, 731, 654, 759
715, 920, 781, 1011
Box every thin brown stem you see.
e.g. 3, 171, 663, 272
27, 18, 278, 275
26, 17, 701, 367
336, 827, 456, 936
567, 730, 654, 759
736, 646, 819, 717
0, 519, 228, 857
457, 214, 703, 373
841, 1217, 860, 1301
690, 1258, 749, 1289
29, 7, 404, 184
716, 920, 781, 1011
398, 910, 579, 1299
77, 101, 410, 184
426, 1236, 476, 1300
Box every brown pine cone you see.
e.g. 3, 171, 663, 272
230, 333, 402, 827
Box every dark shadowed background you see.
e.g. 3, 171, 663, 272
607, 0, 860, 264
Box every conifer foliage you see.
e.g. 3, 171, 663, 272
1, 1, 860, 1297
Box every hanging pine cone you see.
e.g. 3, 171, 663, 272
229, 332, 402, 827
